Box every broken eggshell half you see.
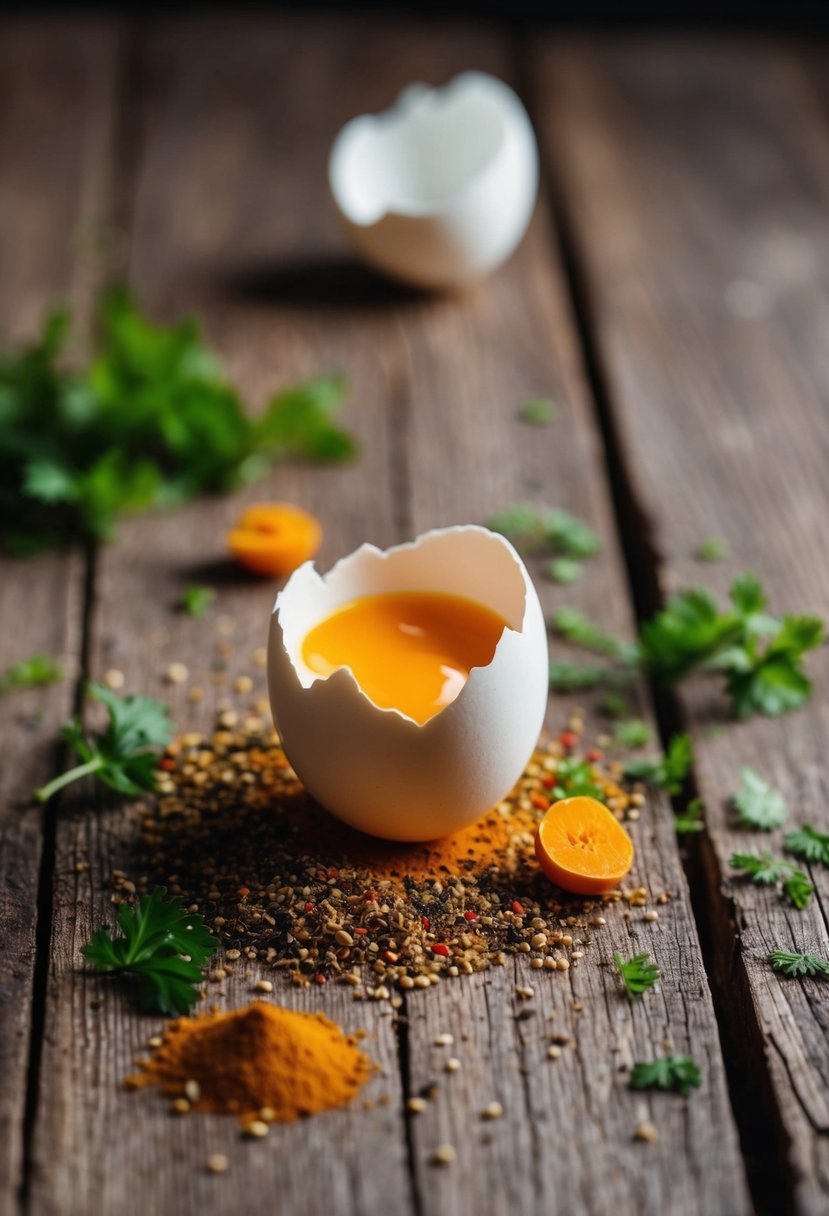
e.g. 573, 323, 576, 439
267, 525, 548, 842
328, 72, 539, 291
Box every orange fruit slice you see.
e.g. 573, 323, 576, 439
535, 795, 634, 895
227, 502, 322, 578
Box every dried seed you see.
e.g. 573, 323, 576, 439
433, 1144, 456, 1166
207, 1153, 229, 1174
482, 1101, 503, 1120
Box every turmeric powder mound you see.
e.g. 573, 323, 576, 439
126, 1002, 373, 1122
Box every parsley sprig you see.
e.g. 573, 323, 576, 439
35, 683, 173, 803
769, 950, 829, 980
784, 824, 829, 867
615, 951, 660, 998
82, 887, 217, 1015
732, 768, 787, 830
674, 797, 705, 835
630, 1055, 702, 1097
730, 853, 814, 910
0, 653, 63, 694
488, 503, 601, 587
1, 292, 355, 552
624, 733, 693, 795
178, 585, 216, 618
551, 757, 604, 800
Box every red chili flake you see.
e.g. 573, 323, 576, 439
511, 900, 525, 916
327, 868, 339, 881
158, 757, 176, 772
531, 794, 550, 811
422, 916, 430, 931
542, 775, 555, 789
559, 731, 578, 749
354, 927, 368, 936
237, 887, 250, 898
383, 950, 399, 963
464, 911, 478, 921
365, 890, 378, 903
588, 748, 603, 763
304, 901, 315, 913
314, 973, 326, 984
432, 943, 450, 957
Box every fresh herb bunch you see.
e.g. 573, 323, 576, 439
730, 853, 813, 910
784, 824, 829, 866
546, 575, 824, 721
624, 733, 693, 796
35, 683, 173, 803
615, 951, 660, 998
630, 1055, 702, 1097
82, 887, 217, 1015
551, 756, 605, 801
0, 292, 355, 552
732, 768, 787, 830
0, 653, 63, 694
768, 950, 829, 980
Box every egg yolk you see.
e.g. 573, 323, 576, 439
301, 591, 508, 724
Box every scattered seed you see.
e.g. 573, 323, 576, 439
170, 1098, 190, 1114
645, 910, 659, 923
103, 669, 125, 691
635, 1121, 659, 1143
234, 676, 254, 694
253, 980, 273, 993
482, 1101, 504, 1120
444, 1058, 461, 1073
407, 1097, 427, 1114
433, 1144, 456, 1166
243, 1120, 269, 1138
434, 1033, 454, 1046
184, 1079, 201, 1103
207, 1153, 229, 1174
547, 1046, 562, 1060
166, 662, 189, 685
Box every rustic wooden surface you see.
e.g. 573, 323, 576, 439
536, 36, 829, 1216
1, 17, 827, 1216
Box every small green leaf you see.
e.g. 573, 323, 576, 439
769, 950, 829, 980
784, 824, 829, 867
519, 397, 557, 425
0, 653, 63, 695
674, 796, 705, 834
695, 537, 729, 562
624, 733, 693, 795
630, 1055, 702, 1097
610, 719, 651, 749
546, 557, 583, 585
614, 951, 660, 998
732, 767, 787, 830
178, 585, 216, 618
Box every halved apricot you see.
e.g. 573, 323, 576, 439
227, 502, 322, 577
535, 795, 634, 896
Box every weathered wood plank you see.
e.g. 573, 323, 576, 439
534, 36, 829, 1215
0, 20, 116, 1210
398, 183, 752, 1215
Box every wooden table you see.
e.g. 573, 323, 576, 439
1, 16, 827, 1216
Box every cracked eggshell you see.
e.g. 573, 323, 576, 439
267, 525, 548, 842
328, 72, 539, 290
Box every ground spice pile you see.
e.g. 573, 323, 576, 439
126, 1001, 373, 1122
117, 710, 659, 996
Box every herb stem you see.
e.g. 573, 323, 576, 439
35, 756, 103, 803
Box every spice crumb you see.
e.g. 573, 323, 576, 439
166, 662, 189, 685
547, 1046, 562, 1060
645, 910, 659, 923
207, 1154, 229, 1174
406, 1097, 427, 1114
444, 1058, 461, 1073
482, 1101, 503, 1120
635, 1121, 659, 1143
433, 1144, 456, 1166
103, 669, 125, 690
253, 979, 273, 993
243, 1120, 269, 1138
434, 1033, 454, 1046
170, 1098, 190, 1114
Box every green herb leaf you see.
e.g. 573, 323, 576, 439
615, 951, 660, 998
695, 537, 729, 562
35, 682, 173, 803
551, 756, 604, 801
546, 557, 583, 585
82, 887, 217, 1015
549, 661, 618, 693
487, 503, 549, 551
519, 397, 557, 425
630, 1055, 702, 1097
610, 719, 651, 749
0, 653, 63, 695
545, 510, 601, 559
624, 733, 693, 796
601, 692, 631, 719
178, 585, 216, 618
730, 852, 813, 909
732, 767, 787, 830
639, 588, 742, 684
784, 824, 829, 867
769, 950, 829, 980
256, 374, 356, 461
724, 614, 824, 719
674, 796, 705, 834
551, 607, 638, 664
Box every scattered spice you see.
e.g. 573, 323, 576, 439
126, 1002, 373, 1122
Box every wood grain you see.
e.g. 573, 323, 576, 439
0, 20, 117, 1210
534, 36, 829, 1215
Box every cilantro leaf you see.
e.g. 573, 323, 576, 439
487, 503, 549, 551
545, 510, 601, 559
610, 719, 651, 749
178, 585, 216, 618
630, 1055, 702, 1097
82, 887, 217, 1015
551, 607, 638, 664
0, 653, 63, 695
519, 397, 557, 425
615, 951, 660, 998
784, 824, 829, 867
487, 504, 600, 561
546, 557, 583, 585
674, 796, 705, 834
624, 733, 693, 796
255, 374, 356, 461
639, 588, 742, 683
732, 767, 787, 830
730, 853, 813, 909
724, 614, 824, 719
549, 661, 623, 693
35, 682, 173, 803
769, 950, 829, 980
551, 757, 604, 800
695, 537, 729, 562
